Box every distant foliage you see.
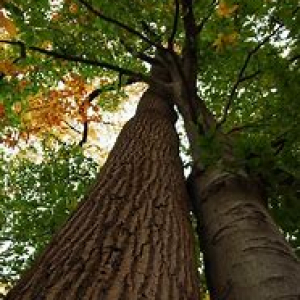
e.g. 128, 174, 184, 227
0, 143, 98, 286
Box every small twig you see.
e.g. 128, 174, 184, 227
226, 121, 269, 135
62, 120, 82, 134
77, 0, 163, 50
79, 76, 141, 147
79, 85, 115, 147
289, 54, 299, 63
239, 70, 261, 83
119, 39, 160, 66
218, 24, 284, 127
0, 40, 26, 80
196, 0, 218, 35
168, 0, 180, 49
140, 21, 162, 42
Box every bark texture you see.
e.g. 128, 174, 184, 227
190, 166, 300, 300
6, 88, 200, 299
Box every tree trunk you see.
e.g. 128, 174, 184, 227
189, 165, 300, 300
6, 87, 200, 299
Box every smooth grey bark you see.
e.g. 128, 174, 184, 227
188, 164, 300, 300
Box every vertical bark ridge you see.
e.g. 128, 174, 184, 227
6, 89, 200, 300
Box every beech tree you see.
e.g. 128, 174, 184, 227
0, 0, 300, 299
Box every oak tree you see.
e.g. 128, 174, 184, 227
0, 0, 299, 299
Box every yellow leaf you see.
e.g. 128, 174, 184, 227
12, 101, 22, 114
204, 293, 210, 300
41, 40, 52, 50
216, 1, 238, 18
0, 11, 17, 36
89, 127, 98, 140
224, 31, 238, 44
213, 32, 238, 52
212, 33, 225, 52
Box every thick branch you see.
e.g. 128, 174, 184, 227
171, 0, 199, 127
218, 24, 284, 127
30, 46, 145, 78
0, 39, 170, 89
181, 0, 198, 76
0, 39, 144, 78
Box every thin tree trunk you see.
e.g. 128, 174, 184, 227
6, 86, 200, 299
189, 165, 300, 300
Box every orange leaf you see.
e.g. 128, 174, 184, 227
0, 11, 17, 36
216, 1, 238, 18
17, 79, 29, 91
69, 3, 78, 14
0, 60, 15, 75
51, 12, 61, 22
0, 103, 5, 118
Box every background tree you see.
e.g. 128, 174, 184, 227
0, 0, 299, 298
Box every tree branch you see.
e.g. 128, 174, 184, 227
218, 24, 284, 127
32, 46, 168, 90
79, 77, 140, 147
0, 39, 154, 82
196, 0, 218, 35
30, 46, 145, 78
239, 70, 261, 83
63, 120, 82, 134
168, 0, 180, 49
79, 87, 111, 147
140, 21, 162, 43
77, 0, 162, 49
0, 40, 26, 80
175, 0, 199, 125
226, 121, 269, 135
289, 54, 300, 63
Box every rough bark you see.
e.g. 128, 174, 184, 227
189, 166, 300, 300
6, 87, 200, 299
